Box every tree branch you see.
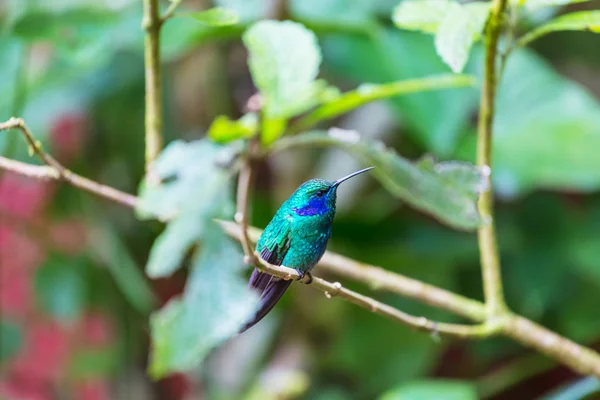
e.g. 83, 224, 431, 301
476, 0, 509, 317
503, 315, 600, 377
0, 118, 137, 208
143, 0, 163, 176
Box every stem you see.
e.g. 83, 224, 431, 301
503, 315, 600, 377
143, 0, 163, 177
161, 0, 184, 23
476, 0, 508, 317
235, 159, 258, 265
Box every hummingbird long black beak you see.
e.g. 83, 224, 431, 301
333, 166, 374, 188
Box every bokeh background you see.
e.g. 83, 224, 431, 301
1, 0, 600, 399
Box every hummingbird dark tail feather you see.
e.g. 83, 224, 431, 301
240, 269, 292, 333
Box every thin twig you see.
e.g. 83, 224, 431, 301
161, 0, 184, 23
235, 159, 258, 265
143, 0, 163, 177
498, 3, 520, 81
476, 0, 509, 317
0, 118, 138, 208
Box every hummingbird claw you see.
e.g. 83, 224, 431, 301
297, 271, 313, 284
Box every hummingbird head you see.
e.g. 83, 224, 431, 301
289, 167, 374, 217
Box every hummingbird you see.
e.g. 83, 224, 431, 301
241, 166, 374, 332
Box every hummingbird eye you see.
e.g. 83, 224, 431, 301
315, 190, 325, 197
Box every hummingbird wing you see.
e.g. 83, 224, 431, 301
240, 217, 293, 332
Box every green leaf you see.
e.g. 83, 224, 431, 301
392, 0, 456, 34
137, 139, 238, 278
434, 2, 491, 73
184, 7, 239, 26
243, 20, 327, 145
459, 49, 600, 196
518, 10, 600, 46
34, 258, 87, 322
294, 74, 475, 132
0, 321, 23, 363
379, 380, 478, 400
208, 113, 258, 143
275, 130, 488, 230
148, 234, 259, 378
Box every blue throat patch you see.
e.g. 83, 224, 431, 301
292, 196, 330, 216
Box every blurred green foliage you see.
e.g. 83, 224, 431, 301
1, 0, 600, 399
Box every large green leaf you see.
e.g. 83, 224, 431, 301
136, 139, 238, 278
148, 234, 259, 378
518, 10, 600, 46
379, 380, 478, 400
460, 49, 600, 196
321, 29, 478, 156
243, 20, 334, 144
275, 130, 488, 230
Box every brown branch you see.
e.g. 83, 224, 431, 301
0, 118, 137, 208
476, 0, 509, 317
143, 0, 163, 176
503, 315, 600, 377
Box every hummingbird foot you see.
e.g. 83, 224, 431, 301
297, 271, 313, 285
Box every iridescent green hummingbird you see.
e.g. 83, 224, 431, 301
241, 166, 374, 332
